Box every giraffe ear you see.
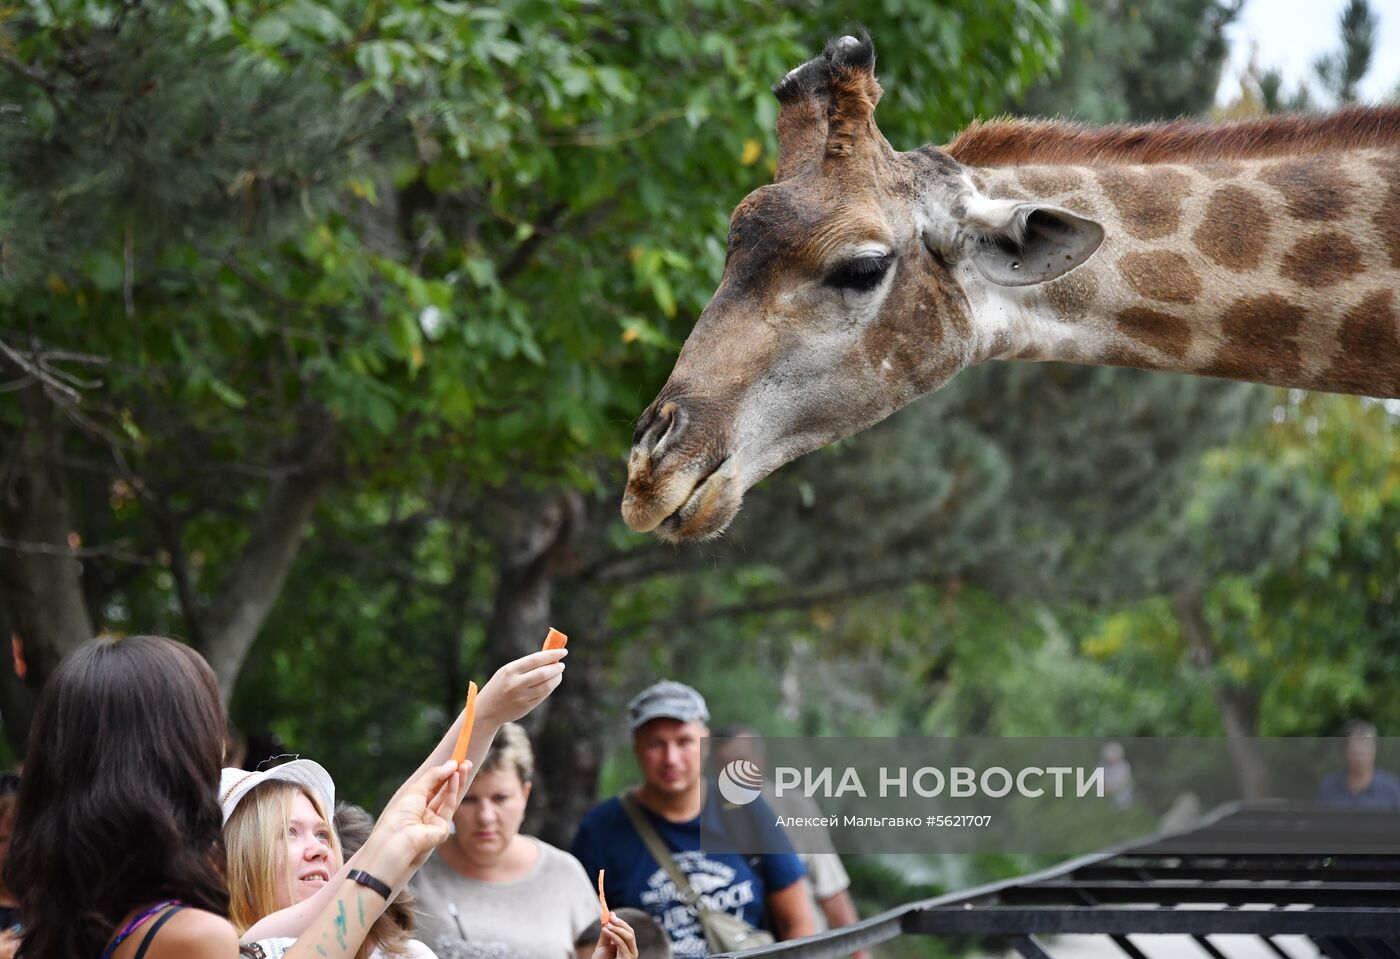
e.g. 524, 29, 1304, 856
966, 202, 1105, 287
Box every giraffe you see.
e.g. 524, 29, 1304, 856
622, 34, 1400, 543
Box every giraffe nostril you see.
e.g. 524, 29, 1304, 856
634, 400, 688, 462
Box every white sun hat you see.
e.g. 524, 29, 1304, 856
219, 759, 336, 825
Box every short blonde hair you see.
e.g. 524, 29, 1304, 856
480, 722, 534, 784
224, 780, 343, 933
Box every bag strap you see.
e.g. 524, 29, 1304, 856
619, 790, 708, 912
131, 906, 184, 959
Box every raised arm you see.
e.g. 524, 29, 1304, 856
243, 647, 567, 942
389, 646, 567, 809
284, 760, 467, 959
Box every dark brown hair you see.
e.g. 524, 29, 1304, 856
5, 635, 230, 958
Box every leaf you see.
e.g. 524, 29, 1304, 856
250, 15, 291, 46
207, 381, 246, 411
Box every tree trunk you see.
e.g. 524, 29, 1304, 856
480, 489, 583, 725
0, 379, 95, 753
529, 650, 604, 848
199, 418, 337, 705
480, 489, 589, 846
1172, 584, 1272, 800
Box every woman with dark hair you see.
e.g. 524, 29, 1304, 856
4, 635, 468, 959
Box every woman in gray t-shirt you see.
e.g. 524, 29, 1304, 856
411, 724, 635, 959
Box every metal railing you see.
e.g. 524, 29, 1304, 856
712, 803, 1400, 959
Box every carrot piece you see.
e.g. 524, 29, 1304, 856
450, 681, 478, 765
598, 869, 610, 926
543, 627, 568, 651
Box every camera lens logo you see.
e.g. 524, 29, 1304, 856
718, 759, 765, 806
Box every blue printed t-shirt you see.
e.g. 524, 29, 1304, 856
570, 786, 806, 959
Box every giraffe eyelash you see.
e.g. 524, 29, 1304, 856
826, 254, 894, 293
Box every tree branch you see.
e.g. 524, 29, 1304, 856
597, 572, 937, 643
0, 534, 155, 565
198, 410, 340, 703
109, 446, 205, 646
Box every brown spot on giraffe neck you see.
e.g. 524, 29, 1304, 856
1258, 158, 1357, 221
1100, 344, 1168, 371
1059, 194, 1101, 218
1198, 162, 1244, 180
1199, 294, 1305, 384
1095, 168, 1190, 240
1280, 233, 1364, 288
1015, 167, 1085, 196
1044, 264, 1101, 322
1321, 290, 1400, 396
1194, 186, 1272, 272
1115, 307, 1192, 359
1117, 251, 1202, 304
1378, 181, 1400, 270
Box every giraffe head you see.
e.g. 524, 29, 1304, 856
622, 35, 1105, 541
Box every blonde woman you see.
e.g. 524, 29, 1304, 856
411, 723, 637, 959
223, 763, 433, 958
221, 647, 568, 953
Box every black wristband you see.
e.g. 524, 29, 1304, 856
346, 869, 393, 900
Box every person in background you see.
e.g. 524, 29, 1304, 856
1316, 721, 1400, 809
3, 634, 466, 959
411, 722, 637, 959
574, 908, 670, 959
571, 681, 814, 959
1096, 741, 1134, 809
713, 727, 869, 959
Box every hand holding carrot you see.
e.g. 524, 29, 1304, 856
589, 914, 637, 959
475, 645, 567, 727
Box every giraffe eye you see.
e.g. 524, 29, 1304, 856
826, 254, 894, 293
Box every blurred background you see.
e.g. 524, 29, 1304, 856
1, 0, 1397, 940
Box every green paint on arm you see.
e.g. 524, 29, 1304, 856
357, 892, 365, 930
335, 900, 349, 951
316, 947, 328, 957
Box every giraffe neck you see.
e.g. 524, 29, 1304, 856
968, 147, 1400, 398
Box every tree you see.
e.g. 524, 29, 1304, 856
1017, 0, 1243, 122
0, 0, 1063, 811
1314, 0, 1378, 105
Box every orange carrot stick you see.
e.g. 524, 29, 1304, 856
450, 681, 477, 765
598, 869, 610, 926
543, 627, 568, 651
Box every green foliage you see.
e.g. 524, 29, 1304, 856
0, 0, 1061, 647
1018, 0, 1241, 122
7, 4, 1398, 935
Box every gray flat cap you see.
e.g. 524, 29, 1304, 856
628, 680, 709, 731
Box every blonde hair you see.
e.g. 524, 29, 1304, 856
480, 722, 534, 784
224, 780, 343, 934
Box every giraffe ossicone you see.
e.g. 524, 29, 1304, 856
623, 34, 1400, 543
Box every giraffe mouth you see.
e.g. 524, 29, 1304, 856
655, 457, 738, 542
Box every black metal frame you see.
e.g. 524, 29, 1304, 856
711, 804, 1400, 959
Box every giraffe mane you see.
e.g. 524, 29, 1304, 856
944, 104, 1400, 168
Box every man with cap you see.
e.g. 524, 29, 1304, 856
570, 681, 814, 959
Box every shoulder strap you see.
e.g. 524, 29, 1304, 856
618, 791, 706, 911
131, 906, 184, 959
